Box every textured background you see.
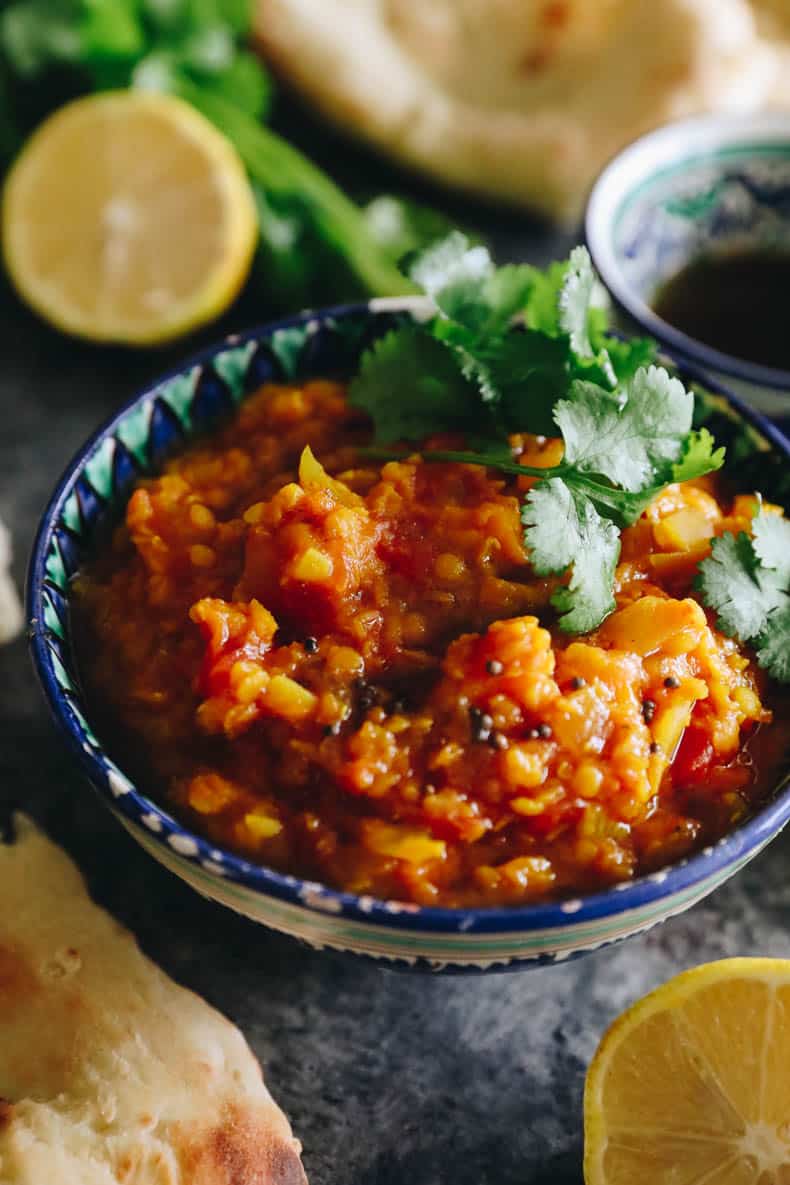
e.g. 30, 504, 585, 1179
2, 106, 790, 1185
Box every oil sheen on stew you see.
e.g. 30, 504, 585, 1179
76, 379, 790, 907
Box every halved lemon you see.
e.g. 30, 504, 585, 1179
2, 91, 258, 345
585, 958, 790, 1184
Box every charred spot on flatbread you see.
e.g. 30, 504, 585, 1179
178, 1104, 307, 1185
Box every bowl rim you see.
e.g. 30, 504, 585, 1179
27, 299, 790, 936
585, 111, 790, 392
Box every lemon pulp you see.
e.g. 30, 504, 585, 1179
585, 959, 790, 1185
3, 91, 257, 344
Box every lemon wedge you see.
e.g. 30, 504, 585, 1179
585, 958, 790, 1184
2, 91, 257, 344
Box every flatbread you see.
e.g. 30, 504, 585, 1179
254, 0, 790, 220
0, 815, 307, 1185
0, 516, 22, 644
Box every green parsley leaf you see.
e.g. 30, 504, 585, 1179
757, 603, 790, 683
348, 326, 481, 444
695, 532, 786, 641
522, 478, 620, 633
554, 366, 693, 493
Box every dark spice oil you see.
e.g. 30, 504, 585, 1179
652, 248, 790, 370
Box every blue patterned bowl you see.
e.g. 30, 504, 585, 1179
28, 300, 790, 971
586, 113, 790, 415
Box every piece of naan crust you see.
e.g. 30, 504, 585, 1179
0, 815, 307, 1185
254, 0, 790, 220
0, 516, 22, 645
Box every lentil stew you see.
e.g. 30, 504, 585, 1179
76, 378, 790, 907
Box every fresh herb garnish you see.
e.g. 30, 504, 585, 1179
351, 237, 726, 638
351, 236, 655, 441
521, 480, 621, 633
696, 506, 790, 683
554, 368, 692, 493
352, 326, 476, 445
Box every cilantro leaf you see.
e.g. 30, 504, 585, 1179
593, 328, 657, 383
522, 479, 620, 633
363, 195, 477, 268
383, 238, 626, 434
349, 326, 480, 443
552, 521, 620, 633
494, 330, 578, 437
407, 236, 556, 418
1, 1, 108, 77
528, 245, 616, 385
757, 603, 790, 683
481, 264, 540, 334
408, 231, 494, 329
671, 427, 726, 484
565, 428, 726, 529
523, 259, 568, 337
752, 505, 790, 587
429, 324, 570, 431
554, 366, 693, 492
695, 532, 786, 640
409, 235, 536, 341
435, 321, 570, 424
695, 504, 790, 684
558, 245, 596, 358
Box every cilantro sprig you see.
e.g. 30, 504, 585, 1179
696, 506, 790, 683
352, 236, 652, 441
351, 237, 726, 638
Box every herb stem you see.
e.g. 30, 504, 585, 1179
175, 81, 417, 299
358, 447, 649, 527
358, 445, 567, 481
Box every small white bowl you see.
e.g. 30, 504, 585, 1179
586, 113, 790, 415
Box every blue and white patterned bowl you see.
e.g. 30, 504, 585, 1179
586, 113, 790, 415
28, 299, 790, 971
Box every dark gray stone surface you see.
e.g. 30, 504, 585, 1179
1, 123, 789, 1185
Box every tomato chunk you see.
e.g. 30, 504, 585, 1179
672, 725, 715, 785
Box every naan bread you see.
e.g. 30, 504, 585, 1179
0, 816, 307, 1185
254, 0, 790, 220
0, 516, 22, 644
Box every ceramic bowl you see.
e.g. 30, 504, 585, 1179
586, 113, 790, 416
28, 299, 790, 971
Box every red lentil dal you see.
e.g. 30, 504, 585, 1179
77, 379, 790, 907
